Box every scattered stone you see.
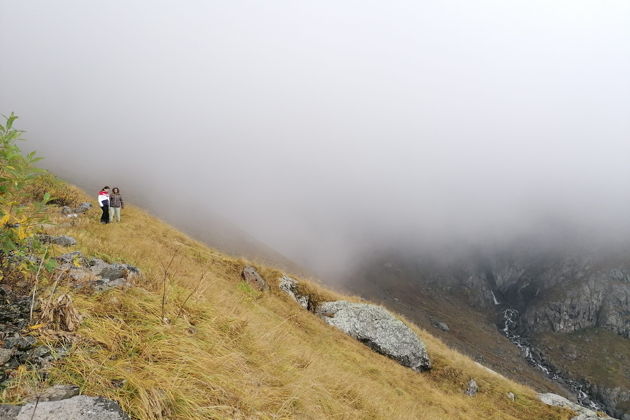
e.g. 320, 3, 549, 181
432, 321, 449, 332
28, 384, 80, 402
30, 346, 51, 359
241, 266, 268, 291
507, 392, 515, 401
57, 251, 83, 264
0, 405, 21, 418
0, 348, 14, 365
465, 379, 478, 396
61, 202, 92, 216
9, 395, 130, 420
56, 252, 140, 291
75, 203, 92, 213
539, 393, 616, 420
315, 301, 431, 371
37, 234, 77, 247
279, 276, 309, 309
93, 278, 129, 291
5, 335, 37, 351
111, 379, 126, 389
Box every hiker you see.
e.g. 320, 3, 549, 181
109, 187, 124, 222
98, 186, 110, 224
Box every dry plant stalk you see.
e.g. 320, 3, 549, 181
174, 271, 207, 323
159, 251, 178, 322
39, 293, 82, 332
29, 246, 49, 322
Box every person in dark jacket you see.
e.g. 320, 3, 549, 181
98, 186, 110, 224
109, 187, 124, 222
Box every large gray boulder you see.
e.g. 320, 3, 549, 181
316, 301, 431, 371
539, 393, 617, 420
3, 395, 129, 420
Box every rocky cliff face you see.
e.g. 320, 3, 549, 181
479, 255, 630, 339
521, 272, 630, 338
397, 250, 630, 340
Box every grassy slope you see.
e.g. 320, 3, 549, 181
533, 329, 630, 412
3, 185, 570, 419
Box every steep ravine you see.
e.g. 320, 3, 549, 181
501, 308, 603, 411
346, 246, 630, 419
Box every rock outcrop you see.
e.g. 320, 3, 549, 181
316, 301, 431, 371
279, 276, 309, 309
0, 289, 66, 385
3, 395, 129, 420
57, 252, 140, 291
521, 271, 630, 338
36, 234, 77, 247
587, 385, 630, 420
61, 202, 92, 216
539, 393, 616, 420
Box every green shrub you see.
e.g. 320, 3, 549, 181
0, 113, 52, 281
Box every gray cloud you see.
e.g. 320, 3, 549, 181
1, 0, 630, 277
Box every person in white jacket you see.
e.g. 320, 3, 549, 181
98, 186, 110, 224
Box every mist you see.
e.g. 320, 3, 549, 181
1, 1, 630, 279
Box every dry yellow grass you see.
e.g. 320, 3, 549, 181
1, 183, 571, 419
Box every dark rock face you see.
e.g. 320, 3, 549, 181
315, 301, 431, 371
241, 266, 268, 291
407, 254, 630, 340
0, 290, 65, 386
588, 384, 630, 420
497, 264, 630, 339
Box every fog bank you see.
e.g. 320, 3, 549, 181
1, 1, 630, 278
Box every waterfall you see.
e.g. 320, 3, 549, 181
501, 308, 603, 412
491, 290, 500, 305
